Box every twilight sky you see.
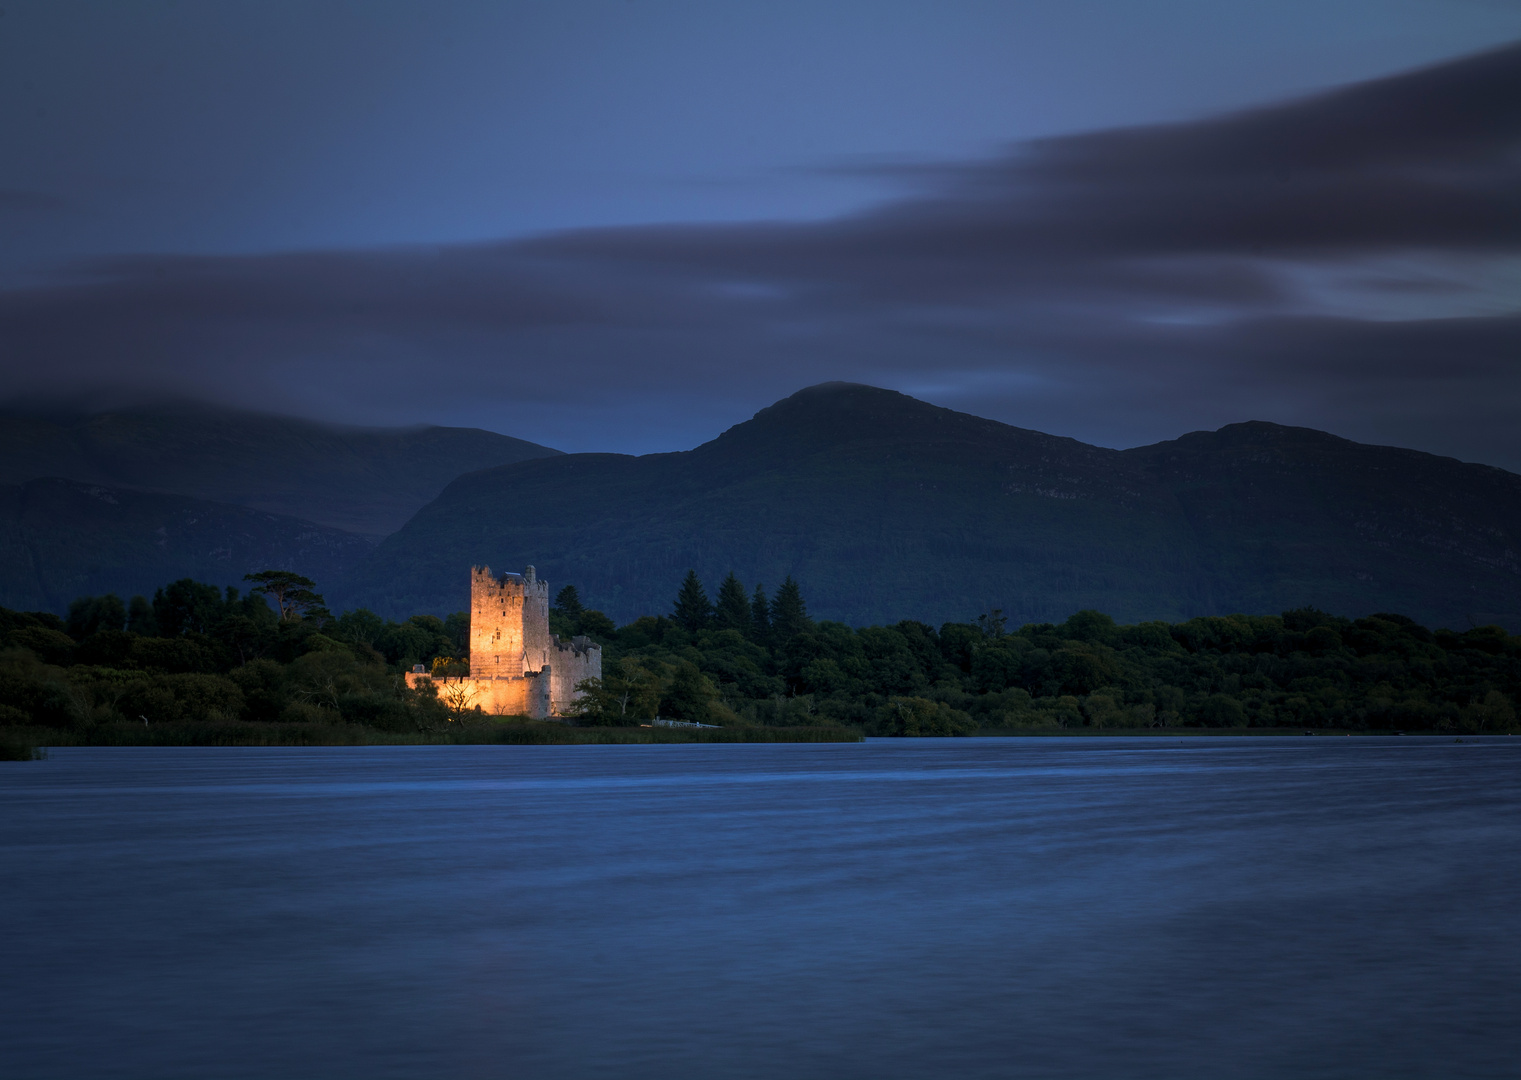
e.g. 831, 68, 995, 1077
2, 1, 1521, 466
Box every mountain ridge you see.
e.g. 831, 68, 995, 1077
0, 400, 562, 536
337, 384, 1521, 629
6, 385, 1516, 629
0, 477, 375, 612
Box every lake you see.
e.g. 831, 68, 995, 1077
2, 737, 1518, 1078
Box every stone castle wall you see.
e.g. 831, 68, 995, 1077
420, 672, 539, 717
408, 565, 600, 720
549, 635, 602, 714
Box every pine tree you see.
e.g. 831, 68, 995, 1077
750, 584, 771, 638
770, 576, 810, 640
553, 585, 584, 619
713, 572, 751, 633
672, 570, 713, 632
243, 570, 324, 622
126, 595, 156, 636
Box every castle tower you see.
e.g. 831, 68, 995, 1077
448, 564, 599, 718
469, 565, 551, 677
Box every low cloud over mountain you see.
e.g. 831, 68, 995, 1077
2, 43, 1518, 464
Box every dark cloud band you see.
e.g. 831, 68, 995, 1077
2, 42, 1519, 467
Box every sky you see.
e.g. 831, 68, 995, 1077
2, 0, 1521, 467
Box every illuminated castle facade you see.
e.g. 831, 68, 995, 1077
405, 566, 602, 718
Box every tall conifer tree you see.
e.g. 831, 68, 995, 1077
770, 576, 810, 640
672, 570, 713, 632
553, 585, 584, 619
714, 572, 751, 633
126, 595, 156, 636
750, 584, 771, 639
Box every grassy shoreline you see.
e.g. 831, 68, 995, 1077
5, 723, 1486, 756
973, 725, 1457, 737
0, 720, 863, 750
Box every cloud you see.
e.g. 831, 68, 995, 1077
0, 189, 73, 216
1, 42, 1520, 466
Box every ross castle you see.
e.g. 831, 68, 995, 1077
404, 566, 602, 718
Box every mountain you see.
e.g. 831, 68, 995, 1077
335, 383, 1521, 629
0, 402, 561, 537
1125, 422, 1521, 626
0, 478, 375, 612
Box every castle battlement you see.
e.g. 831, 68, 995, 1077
409, 565, 601, 719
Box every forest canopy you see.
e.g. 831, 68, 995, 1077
2, 569, 1517, 749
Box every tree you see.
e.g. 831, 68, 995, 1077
713, 572, 751, 634
554, 585, 584, 620
244, 571, 326, 622
575, 610, 617, 640
217, 609, 277, 666
126, 595, 157, 636
770, 576, 810, 640
975, 609, 1007, 639
1199, 693, 1247, 727
569, 658, 663, 724
672, 570, 713, 632
661, 660, 721, 722
66, 594, 127, 639
1471, 690, 1516, 733
602, 659, 658, 721
875, 696, 977, 737
1082, 692, 1124, 729
750, 585, 771, 638
439, 680, 478, 721
443, 611, 470, 655
153, 579, 226, 637
1061, 609, 1118, 645
376, 617, 453, 668
334, 608, 386, 648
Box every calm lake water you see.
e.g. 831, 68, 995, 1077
2, 737, 1519, 1079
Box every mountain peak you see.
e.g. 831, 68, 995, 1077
756, 382, 931, 420
704, 382, 1033, 463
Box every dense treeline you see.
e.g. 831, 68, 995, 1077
1, 568, 1517, 750
0, 576, 470, 740
562, 570, 1521, 735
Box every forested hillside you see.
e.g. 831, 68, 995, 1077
9, 386, 1518, 631
341, 384, 1521, 629
0, 479, 374, 612
0, 402, 560, 536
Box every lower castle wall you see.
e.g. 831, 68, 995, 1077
405, 671, 551, 718
549, 636, 603, 715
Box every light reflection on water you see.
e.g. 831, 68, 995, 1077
2, 738, 1518, 1079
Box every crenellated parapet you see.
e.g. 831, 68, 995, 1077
450, 565, 599, 718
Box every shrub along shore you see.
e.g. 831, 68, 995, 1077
1, 569, 1517, 752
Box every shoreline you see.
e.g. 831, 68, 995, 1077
6, 723, 1506, 755
0, 720, 863, 752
